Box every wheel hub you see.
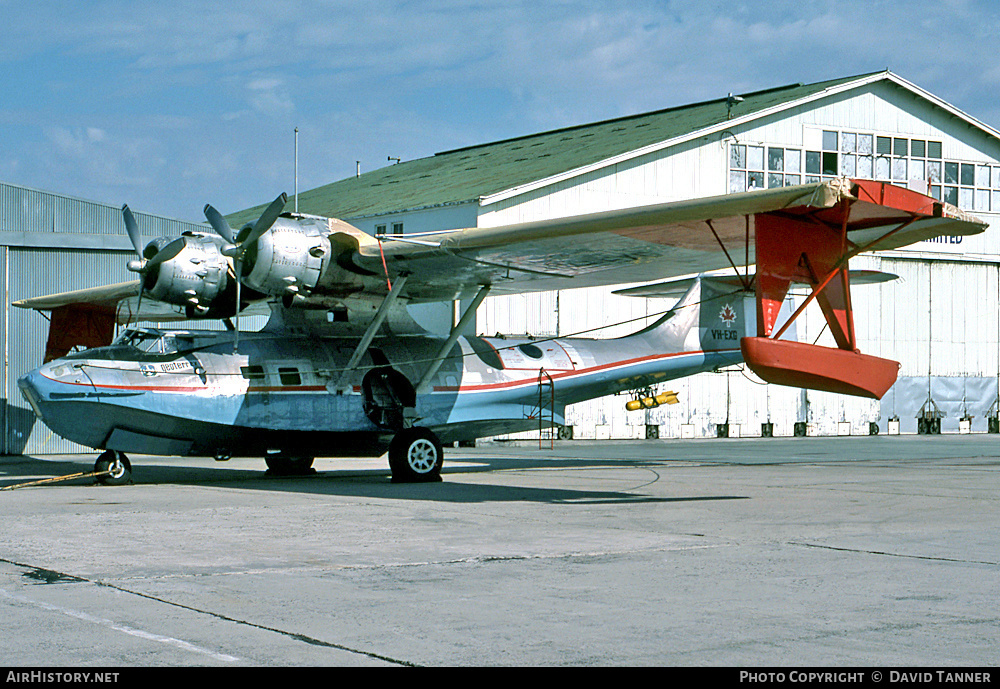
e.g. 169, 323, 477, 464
108, 458, 127, 479
407, 439, 438, 473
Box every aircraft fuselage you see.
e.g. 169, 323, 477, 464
19, 327, 741, 459
19, 277, 748, 460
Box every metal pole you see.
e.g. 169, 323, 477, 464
294, 127, 299, 213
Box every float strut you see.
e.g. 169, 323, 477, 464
416, 285, 491, 394
334, 275, 409, 392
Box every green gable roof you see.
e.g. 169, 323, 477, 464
230, 72, 882, 227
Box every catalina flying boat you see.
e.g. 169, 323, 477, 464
15, 179, 985, 484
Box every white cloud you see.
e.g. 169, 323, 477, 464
2, 0, 999, 219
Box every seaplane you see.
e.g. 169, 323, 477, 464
14, 178, 985, 484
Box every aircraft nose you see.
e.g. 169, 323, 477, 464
17, 371, 46, 421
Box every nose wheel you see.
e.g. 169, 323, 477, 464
388, 427, 443, 483
95, 450, 132, 486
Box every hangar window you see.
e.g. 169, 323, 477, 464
944, 162, 959, 184
728, 130, 994, 210
728, 144, 765, 192
892, 157, 908, 182
767, 147, 784, 172
822, 152, 838, 176
976, 165, 990, 188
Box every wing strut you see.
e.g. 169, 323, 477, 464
333, 276, 409, 393
415, 285, 491, 394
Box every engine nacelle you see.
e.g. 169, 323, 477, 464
141, 233, 233, 317
238, 218, 330, 299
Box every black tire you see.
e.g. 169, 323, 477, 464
388, 427, 443, 483
95, 450, 132, 486
264, 454, 315, 476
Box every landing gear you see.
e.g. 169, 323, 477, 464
264, 453, 316, 476
388, 427, 443, 483
95, 450, 132, 486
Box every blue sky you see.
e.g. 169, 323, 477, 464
2, 0, 999, 222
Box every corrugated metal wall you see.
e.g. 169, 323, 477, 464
1, 182, 210, 455
6, 248, 134, 453
0, 182, 204, 238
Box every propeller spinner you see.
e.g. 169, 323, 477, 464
203, 192, 288, 350
204, 192, 288, 262
122, 205, 186, 276
122, 204, 186, 322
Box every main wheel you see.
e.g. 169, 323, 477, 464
95, 450, 132, 486
264, 454, 315, 476
388, 427, 443, 483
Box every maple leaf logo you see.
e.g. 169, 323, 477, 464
719, 304, 738, 328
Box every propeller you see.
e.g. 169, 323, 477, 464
203, 192, 288, 351
204, 192, 287, 261
122, 205, 186, 324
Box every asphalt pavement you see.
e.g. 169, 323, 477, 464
1, 435, 997, 667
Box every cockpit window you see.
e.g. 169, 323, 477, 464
114, 329, 179, 355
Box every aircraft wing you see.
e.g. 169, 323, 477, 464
356, 178, 985, 302
13, 280, 213, 323
14, 280, 141, 312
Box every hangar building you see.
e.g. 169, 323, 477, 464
232, 70, 1000, 439
5, 70, 1000, 453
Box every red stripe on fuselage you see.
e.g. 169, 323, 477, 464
40, 348, 736, 396
436, 348, 737, 393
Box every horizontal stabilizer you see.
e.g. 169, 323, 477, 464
613, 269, 897, 299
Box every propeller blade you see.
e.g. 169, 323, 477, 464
145, 237, 186, 268
242, 192, 288, 248
203, 204, 235, 244
121, 205, 144, 257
